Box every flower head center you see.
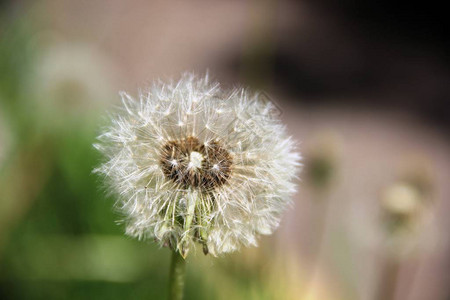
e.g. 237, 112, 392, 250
160, 136, 232, 190
189, 151, 204, 169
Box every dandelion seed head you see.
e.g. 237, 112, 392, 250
94, 73, 301, 257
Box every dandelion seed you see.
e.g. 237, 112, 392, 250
94, 73, 301, 257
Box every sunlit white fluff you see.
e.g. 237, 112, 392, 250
94, 73, 301, 257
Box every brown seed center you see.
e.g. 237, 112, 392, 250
160, 136, 232, 190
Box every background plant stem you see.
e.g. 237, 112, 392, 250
304, 192, 332, 299
168, 250, 186, 300
375, 256, 400, 300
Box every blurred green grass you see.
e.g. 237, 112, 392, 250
0, 11, 190, 300
0, 9, 291, 300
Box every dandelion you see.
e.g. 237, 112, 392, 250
32, 41, 115, 129
380, 181, 435, 258
94, 72, 300, 298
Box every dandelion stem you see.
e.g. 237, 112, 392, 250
304, 192, 332, 299
375, 256, 400, 300
168, 250, 186, 300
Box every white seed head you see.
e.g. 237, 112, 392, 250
189, 151, 204, 169
94, 73, 301, 257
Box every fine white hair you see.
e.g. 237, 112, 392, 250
94, 73, 301, 257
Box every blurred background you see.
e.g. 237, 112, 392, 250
1, 0, 449, 299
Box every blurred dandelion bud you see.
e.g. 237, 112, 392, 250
31, 40, 116, 128
305, 132, 341, 192
94, 73, 301, 258
380, 177, 435, 259
399, 157, 434, 203
381, 183, 423, 234
375, 168, 436, 300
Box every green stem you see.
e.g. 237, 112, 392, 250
168, 250, 186, 300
